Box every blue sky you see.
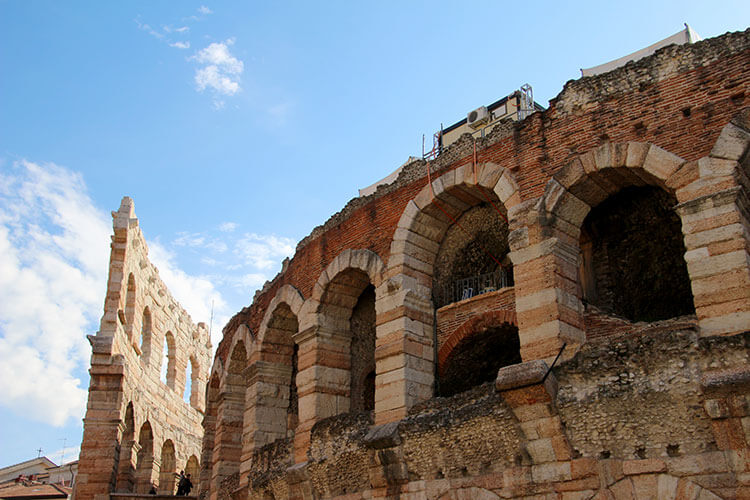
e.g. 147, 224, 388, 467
0, 0, 748, 469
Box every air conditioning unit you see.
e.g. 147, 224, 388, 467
467, 106, 490, 129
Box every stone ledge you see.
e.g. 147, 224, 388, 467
363, 421, 401, 449
495, 360, 550, 391
701, 365, 750, 396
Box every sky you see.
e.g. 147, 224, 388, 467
0, 0, 748, 469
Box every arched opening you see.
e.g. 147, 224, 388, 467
350, 284, 376, 413
579, 186, 694, 322
261, 303, 299, 437
135, 421, 154, 493
439, 322, 520, 397
162, 331, 176, 389
212, 342, 246, 493
115, 402, 136, 492
184, 455, 200, 495
433, 203, 512, 307
158, 440, 176, 494
140, 307, 152, 360
317, 268, 377, 416
185, 355, 199, 407
122, 273, 136, 329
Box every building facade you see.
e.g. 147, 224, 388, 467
200, 29, 750, 500
74, 198, 212, 499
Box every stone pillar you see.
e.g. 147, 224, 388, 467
240, 361, 293, 476
209, 391, 244, 499
496, 361, 574, 469
677, 185, 750, 336
373, 285, 434, 425
72, 339, 125, 500
293, 326, 351, 463
509, 201, 585, 363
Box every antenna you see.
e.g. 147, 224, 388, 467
209, 300, 214, 339
58, 438, 67, 465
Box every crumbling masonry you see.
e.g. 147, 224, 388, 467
77, 28, 750, 500
202, 29, 750, 500
74, 198, 212, 499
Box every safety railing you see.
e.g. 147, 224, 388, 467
436, 268, 511, 308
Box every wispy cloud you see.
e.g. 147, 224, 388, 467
198, 6, 213, 15
234, 233, 295, 270
135, 18, 165, 40
192, 39, 244, 98
170, 41, 190, 49
219, 222, 237, 232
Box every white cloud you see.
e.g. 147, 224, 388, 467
0, 159, 235, 427
234, 233, 295, 270
170, 41, 191, 49
219, 222, 237, 232
198, 5, 213, 15
135, 18, 164, 39
175, 26, 189, 33
0, 160, 111, 427
192, 40, 244, 97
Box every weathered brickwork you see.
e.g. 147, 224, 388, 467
196, 29, 750, 500
74, 198, 211, 499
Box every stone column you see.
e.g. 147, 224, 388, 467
677, 185, 750, 336
509, 200, 585, 363
373, 285, 434, 425
240, 361, 293, 476
209, 391, 244, 499
293, 326, 351, 463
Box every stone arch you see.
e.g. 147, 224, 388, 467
310, 249, 386, 303
438, 310, 518, 369
240, 285, 304, 470
376, 162, 520, 422
163, 331, 176, 389
257, 284, 305, 345
115, 401, 136, 492
602, 473, 721, 499
210, 340, 247, 495
437, 311, 520, 396
158, 439, 176, 494
184, 455, 200, 494
510, 142, 699, 362
135, 420, 155, 493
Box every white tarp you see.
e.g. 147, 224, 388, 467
581, 24, 701, 77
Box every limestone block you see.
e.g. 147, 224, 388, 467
526, 438, 556, 464
626, 141, 650, 168
493, 170, 519, 204
711, 122, 750, 161
699, 157, 740, 178
686, 249, 748, 279
478, 162, 505, 190
642, 144, 685, 182
530, 461, 571, 483
699, 310, 750, 337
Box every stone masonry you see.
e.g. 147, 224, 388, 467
73, 28, 750, 500
199, 29, 750, 500
74, 198, 212, 499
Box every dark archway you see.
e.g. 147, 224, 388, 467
580, 186, 694, 322
439, 323, 520, 397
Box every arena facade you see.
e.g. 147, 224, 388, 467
76, 28, 750, 500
